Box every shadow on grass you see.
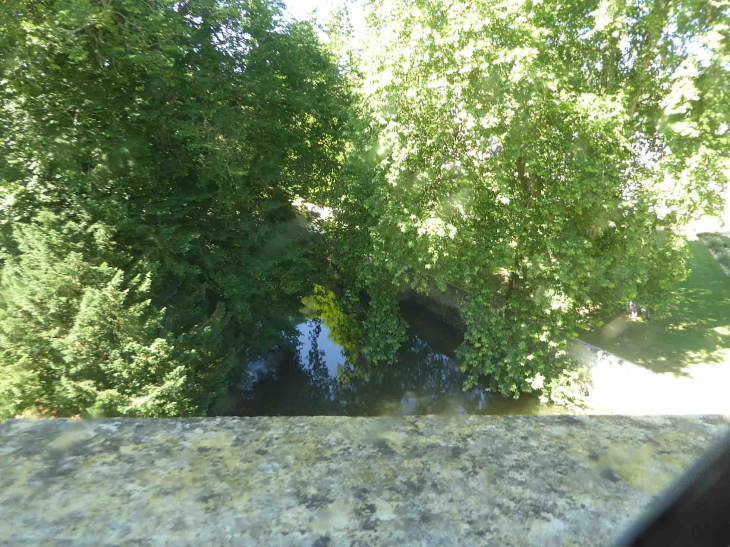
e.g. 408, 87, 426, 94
581, 240, 730, 377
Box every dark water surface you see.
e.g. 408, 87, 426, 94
211, 299, 561, 417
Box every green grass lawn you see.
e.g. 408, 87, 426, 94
581, 239, 730, 376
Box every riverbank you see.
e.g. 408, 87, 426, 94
578, 239, 730, 414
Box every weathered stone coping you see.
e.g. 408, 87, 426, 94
1, 415, 727, 546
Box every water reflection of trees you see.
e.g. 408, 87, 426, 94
229, 290, 478, 416
212, 288, 551, 416
334, 333, 468, 415
231, 319, 338, 416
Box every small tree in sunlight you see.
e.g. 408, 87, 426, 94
0, 213, 214, 418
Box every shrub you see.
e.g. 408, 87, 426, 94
707, 237, 724, 253
719, 252, 730, 269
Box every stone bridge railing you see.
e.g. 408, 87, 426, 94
1, 415, 727, 546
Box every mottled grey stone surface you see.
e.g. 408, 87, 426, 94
1, 415, 727, 546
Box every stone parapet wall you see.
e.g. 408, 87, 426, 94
1, 415, 727, 546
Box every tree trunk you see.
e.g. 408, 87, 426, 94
627, 0, 672, 116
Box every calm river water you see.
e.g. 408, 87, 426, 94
211, 298, 563, 417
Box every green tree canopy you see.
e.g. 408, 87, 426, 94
0, 213, 208, 417
0, 0, 350, 418
323, 0, 729, 399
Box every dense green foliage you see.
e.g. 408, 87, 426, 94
0, 0, 349, 418
0, 212, 203, 416
322, 0, 729, 399
1, 0, 727, 416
